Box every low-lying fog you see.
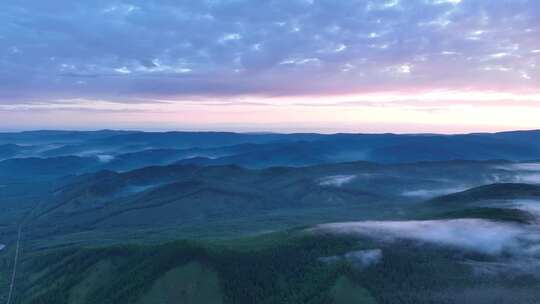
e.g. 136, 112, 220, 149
318, 175, 357, 187
321, 249, 382, 269
96, 154, 115, 163
496, 200, 540, 221
401, 187, 468, 198
498, 163, 540, 171
317, 219, 540, 255
495, 162, 540, 184
314, 200, 540, 276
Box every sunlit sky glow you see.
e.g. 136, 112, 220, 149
1, 0, 539, 133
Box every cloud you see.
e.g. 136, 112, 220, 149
344, 249, 383, 268
502, 200, 540, 222
0, 0, 538, 103
515, 174, 540, 184
96, 154, 115, 163
315, 213, 540, 277
494, 163, 540, 184
402, 187, 467, 198
319, 175, 357, 187
320, 249, 382, 269
314, 218, 540, 256
496, 163, 540, 171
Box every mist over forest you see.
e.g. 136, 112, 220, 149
1, 130, 540, 303
2, 0, 540, 302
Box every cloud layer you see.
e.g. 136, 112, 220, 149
1, 0, 539, 131
1, 0, 539, 102
315, 218, 540, 255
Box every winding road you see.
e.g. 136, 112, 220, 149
6, 226, 22, 304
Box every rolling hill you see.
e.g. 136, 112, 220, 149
9, 159, 526, 249
429, 183, 540, 204
2, 131, 540, 304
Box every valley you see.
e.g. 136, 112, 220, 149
2, 131, 540, 303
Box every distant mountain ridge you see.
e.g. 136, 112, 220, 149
2, 130, 540, 174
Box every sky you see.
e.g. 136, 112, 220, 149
0, 0, 539, 133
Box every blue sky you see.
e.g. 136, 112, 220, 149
1, 0, 539, 132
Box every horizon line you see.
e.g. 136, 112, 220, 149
1, 128, 539, 136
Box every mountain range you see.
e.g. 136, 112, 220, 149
3, 130, 540, 303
